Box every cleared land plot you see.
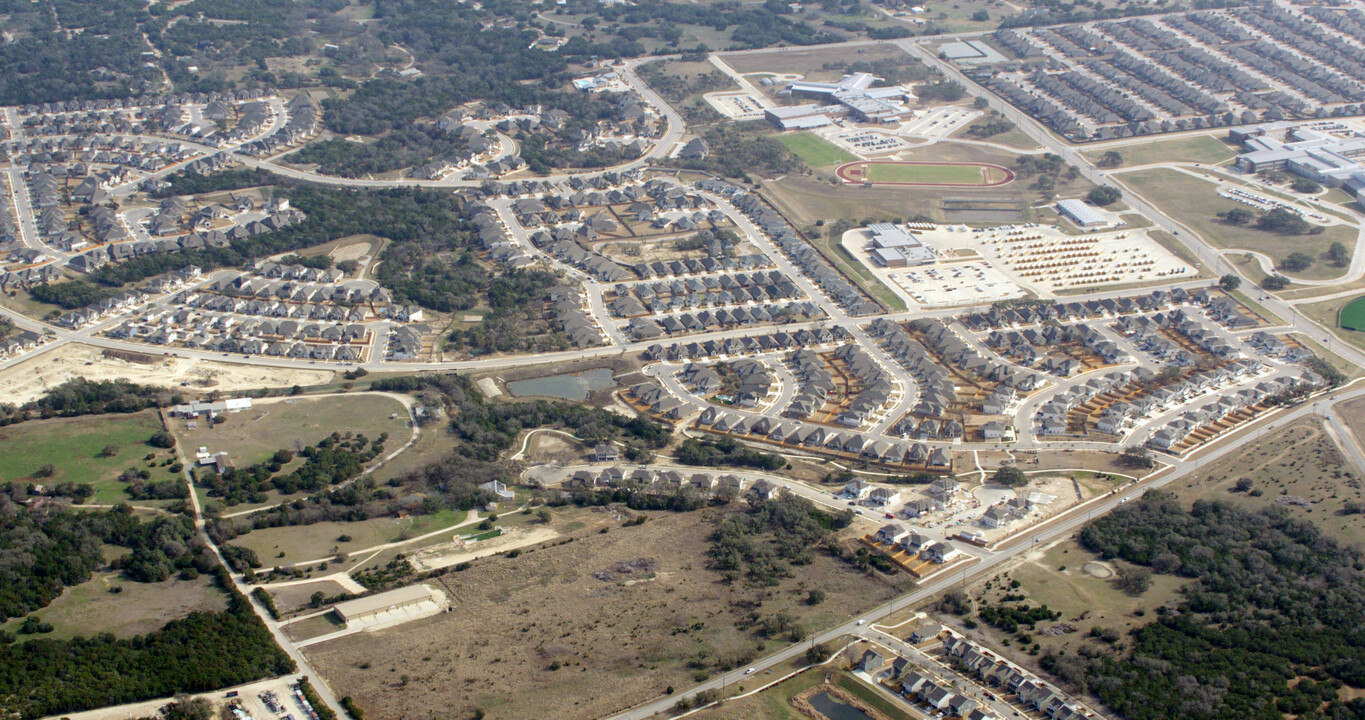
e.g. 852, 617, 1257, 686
0, 570, 226, 641
1297, 295, 1365, 355
173, 394, 410, 467
721, 44, 913, 80
1121, 169, 1355, 281
231, 506, 467, 569
268, 579, 352, 616
0, 412, 175, 505
776, 132, 857, 167
1083, 135, 1236, 168
306, 509, 899, 720
974, 538, 1186, 658
0, 343, 335, 405
1177, 417, 1365, 545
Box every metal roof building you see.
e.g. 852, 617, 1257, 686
1056, 199, 1107, 227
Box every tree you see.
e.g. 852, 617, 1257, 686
973, 96, 989, 109
1119, 446, 1154, 469
535, 507, 552, 524
971, 9, 990, 20
1218, 274, 1242, 292
336, 259, 360, 275
100, 444, 120, 458
805, 589, 826, 605
991, 464, 1028, 487
1115, 564, 1152, 595
1218, 208, 1254, 225
1097, 150, 1124, 168
309, 591, 326, 608
147, 431, 176, 449
1328, 241, 1350, 268
1262, 274, 1290, 290
34, 464, 55, 478
1086, 186, 1121, 206
1257, 208, 1310, 235
1280, 251, 1315, 271
1290, 177, 1322, 194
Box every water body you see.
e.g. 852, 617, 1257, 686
808, 692, 875, 720
506, 368, 616, 401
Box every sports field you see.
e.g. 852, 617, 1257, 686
776, 132, 856, 167
835, 160, 1013, 187
1341, 296, 1365, 331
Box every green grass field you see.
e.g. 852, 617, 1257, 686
865, 162, 986, 184
0, 412, 176, 505
776, 132, 856, 167
1341, 296, 1365, 331
0, 570, 226, 641
1121, 168, 1355, 281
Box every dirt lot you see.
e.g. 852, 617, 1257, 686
0, 570, 227, 641
0, 343, 334, 404
268, 578, 352, 617
1176, 416, 1365, 545
305, 508, 902, 720
172, 393, 410, 466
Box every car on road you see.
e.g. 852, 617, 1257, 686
744, 667, 755, 675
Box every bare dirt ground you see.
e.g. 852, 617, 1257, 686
0, 343, 334, 403
305, 508, 901, 720
409, 526, 561, 572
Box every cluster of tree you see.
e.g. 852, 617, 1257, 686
666, 124, 803, 178
29, 280, 127, 310
441, 271, 571, 356
977, 602, 1061, 633
1014, 153, 1075, 194
1042, 491, 1365, 720
708, 495, 843, 585
675, 436, 786, 471
581, 0, 844, 51
1096, 150, 1124, 168
965, 117, 1015, 139
997, 0, 1246, 29
149, 168, 279, 198
197, 434, 381, 506
0, 378, 180, 427
0, 499, 216, 623
636, 62, 733, 106
550, 486, 708, 513
0, 564, 293, 719
1086, 185, 1122, 206
917, 81, 965, 103
990, 465, 1029, 487
1280, 251, 1316, 272
1221, 206, 1318, 236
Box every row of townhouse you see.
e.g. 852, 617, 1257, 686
1035, 368, 1154, 436
66, 209, 305, 274
872, 523, 965, 563
237, 94, 319, 156
960, 287, 1207, 331
785, 344, 894, 427
938, 633, 1092, 720
1246, 330, 1313, 361
609, 270, 798, 318
626, 301, 823, 341
475, 169, 645, 202
0, 330, 45, 359
896, 667, 985, 719
385, 324, 431, 360
112, 310, 369, 346
253, 261, 348, 284
626, 381, 688, 420
57, 288, 149, 328
565, 466, 767, 498
1147, 374, 1301, 450
642, 325, 851, 362
1069, 323, 1135, 365
911, 317, 1042, 391
868, 318, 958, 422
0, 264, 60, 290
547, 285, 605, 348
183, 293, 371, 324
543, 238, 633, 282
706, 178, 879, 316
697, 407, 953, 468
470, 206, 537, 271
677, 359, 773, 406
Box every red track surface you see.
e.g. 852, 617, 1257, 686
834, 160, 1016, 187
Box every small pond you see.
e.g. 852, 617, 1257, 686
506, 368, 616, 401
808, 692, 875, 720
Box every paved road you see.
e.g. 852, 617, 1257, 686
602, 378, 1365, 720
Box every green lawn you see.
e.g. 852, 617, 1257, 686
866, 162, 985, 184
1120, 168, 1355, 281
0, 570, 226, 641
776, 132, 857, 167
1341, 296, 1365, 331
0, 412, 176, 505
1085, 135, 1236, 168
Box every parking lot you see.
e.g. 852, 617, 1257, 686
703, 91, 769, 120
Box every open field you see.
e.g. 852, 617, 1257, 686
305, 508, 901, 720
1342, 296, 1365, 331
0, 343, 335, 404
172, 393, 410, 466
230, 506, 467, 569
687, 666, 825, 720
1177, 416, 1365, 545
776, 132, 856, 167
1083, 135, 1237, 168
0, 411, 175, 505
720, 44, 913, 80
965, 537, 1186, 659
267, 579, 352, 617
951, 124, 1040, 150
1120, 169, 1355, 281
0, 570, 227, 641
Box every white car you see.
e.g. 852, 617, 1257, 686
744, 667, 755, 675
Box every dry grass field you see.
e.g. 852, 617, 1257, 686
0, 569, 227, 642
305, 508, 901, 720
174, 393, 411, 466
1176, 416, 1365, 545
